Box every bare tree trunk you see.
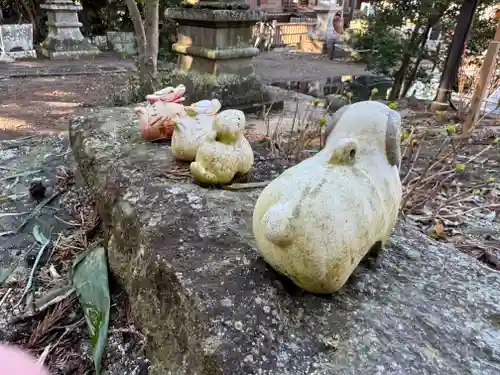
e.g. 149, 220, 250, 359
144, 0, 159, 90
388, 24, 421, 101
401, 24, 432, 98
124, 0, 158, 94
19, 0, 39, 42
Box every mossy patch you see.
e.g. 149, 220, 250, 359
160, 70, 266, 109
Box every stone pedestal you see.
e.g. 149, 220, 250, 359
40, 0, 100, 59
314, 7, 332, 42
314, 2, 343, 39
165, 4, 272, 111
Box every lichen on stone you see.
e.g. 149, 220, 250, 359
69, 106, 500, 375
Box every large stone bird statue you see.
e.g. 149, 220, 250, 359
252, 100, 402, 294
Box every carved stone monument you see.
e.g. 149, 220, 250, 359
171, 99, 221, 162
70, 105, 500, 374
40, 0, 100, 59
165, 1, 271, 110
303, 0, 344, 54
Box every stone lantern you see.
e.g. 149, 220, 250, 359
40, 0, 100, 59
314, 0, 344, 41
165, 1, 271, 110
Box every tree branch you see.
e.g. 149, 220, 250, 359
124, 0, 147, 57
144, 0, 159, 73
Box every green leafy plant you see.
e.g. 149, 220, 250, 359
319, 116, 327, 127
401, 129, 410, 141
72, 247, 111, 375
446, 124, 457, 135
354, 0, 498, 101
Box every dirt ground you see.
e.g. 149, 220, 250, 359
0, 51, 369, 139
0, 74, 130, 140
0, 135, 148, 375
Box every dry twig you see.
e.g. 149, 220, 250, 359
28, 295, 77, 348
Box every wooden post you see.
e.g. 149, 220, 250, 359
462, 18, 500, 135
430, 0, 479, 112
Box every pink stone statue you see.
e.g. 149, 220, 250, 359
135, 85, 187, 141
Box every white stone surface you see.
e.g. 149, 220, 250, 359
0, 24, 37, 59
253, 101, 403, 294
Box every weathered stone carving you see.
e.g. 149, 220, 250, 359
253, 100, 402, 294
171, 99, 221, 162
164, 3, 273, 110
184, 99, 221, 117
190, 109, 254, 184
146, 85, 186, 105
135, 85, 187, 141
40, 0, 100, 59
70, 106, 500, 375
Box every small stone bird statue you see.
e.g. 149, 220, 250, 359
184, 99, 221, 117
252, 101, 402, 294
135, 84, 187, 141
189, 109, 254, 185
29, 178, 46, 202
171, 99, 221, 162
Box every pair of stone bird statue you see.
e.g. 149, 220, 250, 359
135, 84, 254, 185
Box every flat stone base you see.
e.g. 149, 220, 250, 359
40, 37, 100, 59
70, 106, 500, 375
163, 69, 278, 112
8, 50, 37, 59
